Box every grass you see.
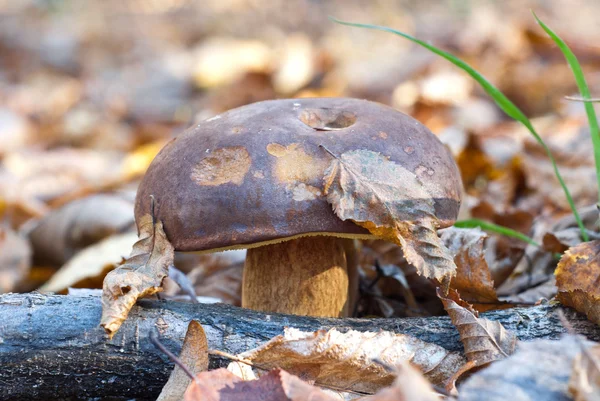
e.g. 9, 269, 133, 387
454, 219, 540, 247
331, 15, 599, 243
533, 12, 600, 212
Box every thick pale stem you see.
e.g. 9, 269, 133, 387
242, 236, 349, 317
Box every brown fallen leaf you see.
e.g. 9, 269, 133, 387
438, 289, 517, 368
163, 250, 246, 305
158, 321, 209, 401
185, 368, 337, 401
100, 213, 174, 337
227, 327, 464, 394
28, 194, 135, 266
459, 336, 583, 401
556, 240, 600, 325
570, 344, 600, 401
1, 148, 124, 204
39, 231, 138, 293
323, 149, 456, 283
522, 119, 598, 210
440, 227, 501, 311
0, 227, 32, 293
362, 361, 439, 401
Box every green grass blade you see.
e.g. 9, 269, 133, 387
454, 219, 540, 247
533, 12, 600, 211
331, 17, 589, 241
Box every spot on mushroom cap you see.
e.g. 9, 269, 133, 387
135, 98, 462, 252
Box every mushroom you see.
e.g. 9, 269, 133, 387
134, 98, 461, 317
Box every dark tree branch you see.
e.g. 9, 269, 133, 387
1, 293, 597, 401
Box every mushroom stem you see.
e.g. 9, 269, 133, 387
242, 236, 349, 317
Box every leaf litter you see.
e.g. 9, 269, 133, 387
322, 148, 457, 285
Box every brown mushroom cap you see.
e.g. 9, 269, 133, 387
135, 98, 462, 252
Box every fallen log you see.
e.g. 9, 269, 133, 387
1, 293, 598, 401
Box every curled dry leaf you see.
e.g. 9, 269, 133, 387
185, 368, 337, 401
556, 240, 600, 325
440, 227, 501, 311
28, 194, 135, 266
0, 227, 32, 293
570, 344, 600, 401
39, 231, 138, 293
158, 321, 209, 401
323, 149, 456, 283
438, 289, 517, 368
227, 327, 464, 394
100, 213, 174, 337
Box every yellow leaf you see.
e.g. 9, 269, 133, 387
556, 240, 600, 324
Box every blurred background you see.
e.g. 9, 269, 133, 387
2, 0, 600, 315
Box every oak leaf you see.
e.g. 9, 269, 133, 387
322, 149, 456, 283
438, 289, 517, 368
100, 213, 174, 337
184, 368, 337, 401
556, 240, 600, 325
227, 327, 464, 394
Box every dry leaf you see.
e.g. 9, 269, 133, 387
39, 231, 138, 293
440, 227, 501, 311
459, 336, 583, 401
439, 289, 517, 367
522, 121, 598, 210
164, 250, 246, 305
501, 277, 557, 304
570, 344, 600, 401
323, 149, 456, 283
158, 321, 209, 401
28, 194, 134, 266
0, 227, 31, 293
556, 240, 600, 325
1, 148, 124, 204
185, 368, 337, 401
100, 213, 174, 337
544, 228, 600, 254
363, 361, 439, 401
227, 327, 464, 393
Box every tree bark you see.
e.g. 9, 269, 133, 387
1, 293, 598, 401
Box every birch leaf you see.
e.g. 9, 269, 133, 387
100, 213, 174, 337
227, 327, 464, 394
438, 289, 517, 367
323, 149, 456, 282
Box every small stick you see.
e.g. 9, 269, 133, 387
149, 330, 197, 381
